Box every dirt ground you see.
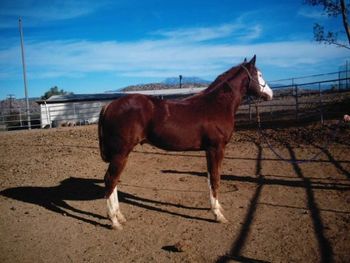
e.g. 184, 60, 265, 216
0, 124, 349, 263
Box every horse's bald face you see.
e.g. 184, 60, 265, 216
255, 69, 273, 100
244, 56, 273, 101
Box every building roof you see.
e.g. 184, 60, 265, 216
36, 93, 125, 104
36, 87, 207, 104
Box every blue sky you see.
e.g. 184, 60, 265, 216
0, 0, 349, 100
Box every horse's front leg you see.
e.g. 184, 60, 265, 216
206, 146, 228, 223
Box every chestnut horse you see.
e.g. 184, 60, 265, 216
98, 55, 273, 229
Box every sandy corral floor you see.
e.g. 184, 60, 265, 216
0, 124, 349, 263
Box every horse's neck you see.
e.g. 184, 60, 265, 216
227, 74, 248, 113
228, 72, 248, 99
211, 71, 248, 105
185, 67, 248, 111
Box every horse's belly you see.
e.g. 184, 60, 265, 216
148, 128, 202, 151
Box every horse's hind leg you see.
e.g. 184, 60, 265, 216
105, 154, 128, 230
206, 146, 228, 223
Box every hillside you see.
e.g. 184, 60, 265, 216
0, 98, 40, 114
121, 82, 208, 92
118, 77, 210, 92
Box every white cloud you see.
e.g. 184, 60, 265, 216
0, 36, 347, 82
153, 23, 242, 42
0, 19, 348, 82
239, 25, 262, 41
0, 0, 111, 27
297, 7, 326, 20
152, 22, 262, 43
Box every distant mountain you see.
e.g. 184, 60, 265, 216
0, 97, 40, 114
117, 77, 210, 92
163, 76, 211, 85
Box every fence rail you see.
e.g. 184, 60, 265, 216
0, 109, 41, 131
236, 77, 350, 127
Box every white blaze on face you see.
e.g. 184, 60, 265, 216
257, 70, 273, 100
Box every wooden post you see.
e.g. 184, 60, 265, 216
249, 100, 252, 122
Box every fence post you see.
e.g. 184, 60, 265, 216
319, 82, 323, 124
73, 103, 77, 125
270, 104, 273, 119
249, 100, 252, 122
19, 108, 23, 127
294, 80, 299, 121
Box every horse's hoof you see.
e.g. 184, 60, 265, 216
111, 223, 123, 230
117, 212, 127, 223
218, 218, 228, 224
216, 215, 229, 224
212, 207, 228, 223
109, 215, 124, 230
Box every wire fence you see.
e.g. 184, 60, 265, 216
1, 75, 349, 131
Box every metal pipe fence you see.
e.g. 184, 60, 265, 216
235, 77, 350, 127
0, 108, 41, 131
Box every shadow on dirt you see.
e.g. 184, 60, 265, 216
0, 177, 110, 228
286, 143, 334, 263
1, 177, 215, 229
313, 144, 350, 179
161, 137, 345, 262
162, 170, 350, 191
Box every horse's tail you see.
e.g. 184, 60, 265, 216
98, 104, 110, 163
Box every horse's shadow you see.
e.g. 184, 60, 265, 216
0, 177, 110, 228
0, 177, 214, 228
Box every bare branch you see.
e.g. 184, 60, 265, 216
305, 0, 350, 49
340, 0, 350, 45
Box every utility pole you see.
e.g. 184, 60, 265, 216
19, 17, 31, 129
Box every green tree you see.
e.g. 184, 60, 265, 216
41, 86, 73, 100
304, 0, 350, 49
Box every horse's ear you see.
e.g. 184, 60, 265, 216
244, 57, 247, 63
249, 55, 256, 65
